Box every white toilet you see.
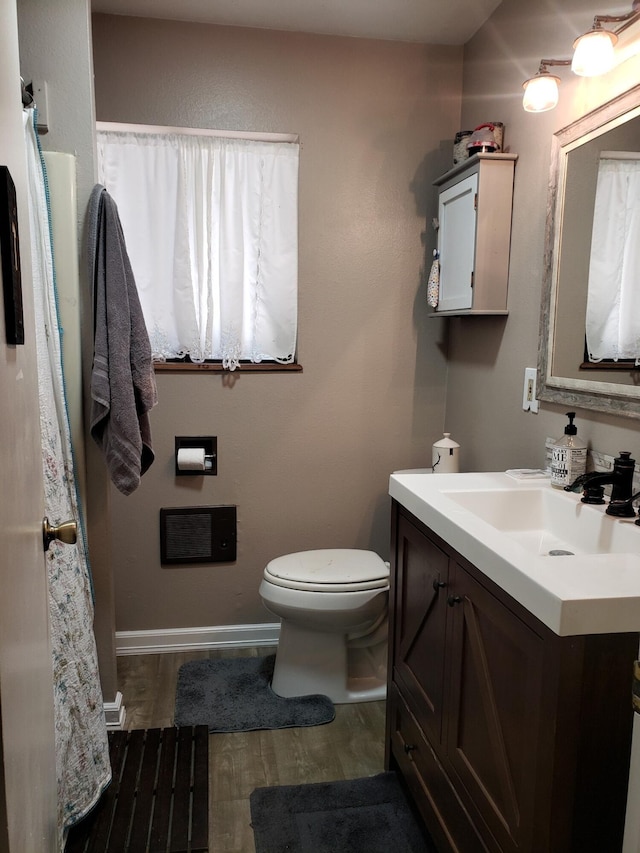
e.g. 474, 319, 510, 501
259, 548, 389, 704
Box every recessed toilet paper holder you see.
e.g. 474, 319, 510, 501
175, 436, 217, 476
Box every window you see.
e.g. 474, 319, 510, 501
97, 124, 299, 371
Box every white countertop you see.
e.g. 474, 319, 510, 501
389, 471, 640, 637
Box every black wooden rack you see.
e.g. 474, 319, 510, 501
65, 726, 209, 853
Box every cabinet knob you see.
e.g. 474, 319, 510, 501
432, 579, 447, 591
403, 743, 416, 756
447, 594, 462, 607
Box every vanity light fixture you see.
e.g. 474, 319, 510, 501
522, 60, 571, 113
572, 2, 640, 76
523, 2, 640, 112
572, 22, 619, 76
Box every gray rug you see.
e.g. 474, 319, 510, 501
250, 772, 435, 853
174, 654, 335, 732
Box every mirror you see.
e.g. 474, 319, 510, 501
538, 82, 640, 418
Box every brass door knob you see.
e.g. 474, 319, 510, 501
42, 517, 77, 552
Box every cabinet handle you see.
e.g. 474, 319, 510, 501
403, 743, 416, 756
432, 579, 447, 591
447, 594, 462, 607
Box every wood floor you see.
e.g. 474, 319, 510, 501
117, 646, 387, 852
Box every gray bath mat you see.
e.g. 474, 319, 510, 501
250, 771, 435, 853
174, 654, 335, 732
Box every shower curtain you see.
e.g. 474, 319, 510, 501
23, 109, 111, 849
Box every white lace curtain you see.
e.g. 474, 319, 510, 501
585, 154, 640, 362
97, 128, 299, 369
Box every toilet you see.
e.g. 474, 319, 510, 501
259, 548, 389, 704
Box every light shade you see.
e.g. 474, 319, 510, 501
572, 28, 618, 76
522, 73, 561, 112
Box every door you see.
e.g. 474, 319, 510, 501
437, 172, 477, 312
0, 0, 58, 850
393, 511, 449, 746
445, 561, 546, 853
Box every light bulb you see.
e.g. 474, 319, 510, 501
572, 28, 617, 76
522, 74, 560, 112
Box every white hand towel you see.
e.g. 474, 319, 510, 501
427, 250, 439, 308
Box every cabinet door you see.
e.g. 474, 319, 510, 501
438, 172, 477, 311
394, 512, 449, 747
445, 561, 546, 853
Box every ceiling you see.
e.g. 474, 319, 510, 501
91, 0, 503, 45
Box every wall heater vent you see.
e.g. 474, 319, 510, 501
160, 506, 237, 565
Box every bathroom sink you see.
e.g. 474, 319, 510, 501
442, 486, 640, 557
388, 471, 640, 636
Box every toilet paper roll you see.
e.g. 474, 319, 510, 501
177, 447, 206, 471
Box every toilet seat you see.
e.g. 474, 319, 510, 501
264, 548, 389, 593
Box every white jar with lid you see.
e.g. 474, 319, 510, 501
432, 433, 460, 474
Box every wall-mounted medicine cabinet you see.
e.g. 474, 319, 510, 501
431, 152, 517, 317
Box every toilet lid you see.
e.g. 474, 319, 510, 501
264, 549, 389, 592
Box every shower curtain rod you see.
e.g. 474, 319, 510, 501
96, 120, 299, 145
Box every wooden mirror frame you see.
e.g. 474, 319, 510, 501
537, 83, 640, 419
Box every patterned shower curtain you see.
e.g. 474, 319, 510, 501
23, 109, 111, 849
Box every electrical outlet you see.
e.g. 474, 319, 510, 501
522, 368, 539, 413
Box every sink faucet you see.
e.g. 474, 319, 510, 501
564, 451, 636, 517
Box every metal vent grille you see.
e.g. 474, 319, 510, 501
160, 506, 237, 565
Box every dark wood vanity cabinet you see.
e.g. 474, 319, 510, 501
386, 501, 638, 853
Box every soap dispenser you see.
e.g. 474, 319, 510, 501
550, 412, 587, 489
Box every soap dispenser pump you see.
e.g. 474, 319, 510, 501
550, 412, 587, 488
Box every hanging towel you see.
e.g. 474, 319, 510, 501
427, 250, 440, 308
87, 184, 157, 495
24, 109, 111, 850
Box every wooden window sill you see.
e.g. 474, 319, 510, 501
580, 361, 640, 371
154, 361, 303, 373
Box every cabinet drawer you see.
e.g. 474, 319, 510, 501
389, 684, 492, 853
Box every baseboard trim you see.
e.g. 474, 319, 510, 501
104, 691, 126, 730
115, 623, 280, 656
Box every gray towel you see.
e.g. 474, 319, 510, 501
87, 184, 157, 496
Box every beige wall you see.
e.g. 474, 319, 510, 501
91, 15, 461, 632
447, 0, 640, 472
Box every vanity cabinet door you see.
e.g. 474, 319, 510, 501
445, 560, 549, 853
388, 501, 636, 853
393, 511, 449, 747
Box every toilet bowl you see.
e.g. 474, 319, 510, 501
259, 549, 389, 704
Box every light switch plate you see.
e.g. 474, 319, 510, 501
523, 367, 539, 413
